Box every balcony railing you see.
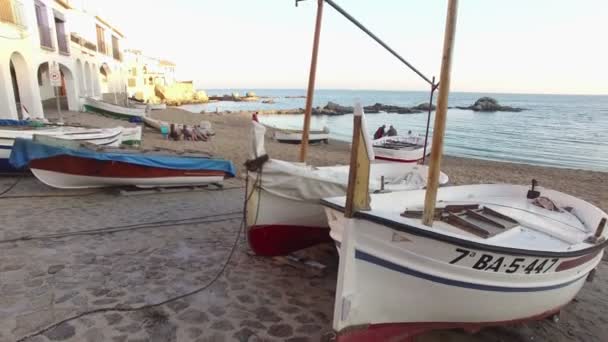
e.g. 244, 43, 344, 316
0, 0, 26, 28
38, 25, 54, 50
70, 33, 97, 52
113, 49, 122, 61
58, 34, 69, 55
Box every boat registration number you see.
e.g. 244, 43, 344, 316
449, 248, 559, 274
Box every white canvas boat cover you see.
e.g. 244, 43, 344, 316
249, 117, 443, 203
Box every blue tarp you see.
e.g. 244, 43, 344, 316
9, 138, 236, 177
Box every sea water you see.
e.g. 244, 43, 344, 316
181, 89, 608, 172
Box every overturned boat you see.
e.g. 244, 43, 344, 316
9, 136, 235, 189
84, 97, 146, 120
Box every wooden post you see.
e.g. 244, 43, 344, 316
422, 0, 459, 226
299, 0, 324, 162
344, 105, 371, 218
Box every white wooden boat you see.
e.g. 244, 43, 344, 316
0, 125, 123, 172
322, 184, 607, 339
132, 103, 167, 111
373, 134, 431, 163
273, 126, 330, 144
120, 126, 143, 146
245, 119, 448, 256
10, 136, 236, 189
318, 2, 606, 339
84, 97, 146, 120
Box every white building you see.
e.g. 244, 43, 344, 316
0, 0, 127, 119
124, 49, 176, 101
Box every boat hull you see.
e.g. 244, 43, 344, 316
246, 179, 333, 256
0, 127, 123, 172
84, 98, 146, 120
323, 204, 603, 339
29, 155, 227, 189
373, 135, 431, 163
273, 130, 329, 144
246, 163, 448, 256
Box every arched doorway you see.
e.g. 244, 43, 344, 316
37, 62, 78, 112
75, 59, 85, 95
92, 63, 101, 96
99, 63, 110, 94
84, 61, 92, 96
9, 52, 42, 119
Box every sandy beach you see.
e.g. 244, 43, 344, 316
20, 106, 606, 342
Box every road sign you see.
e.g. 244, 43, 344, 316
49, 61, 61, 87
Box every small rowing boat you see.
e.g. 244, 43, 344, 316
9, 136, 236, 189
373, 134, 431, 163
0, 124, 123, 173
84, 97, 146, 120
132, 103, 167, 111
273, 126, 330, 144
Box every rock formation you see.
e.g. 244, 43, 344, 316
457, 97, 524, 112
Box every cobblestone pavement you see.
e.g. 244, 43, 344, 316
1, 177, 607, 342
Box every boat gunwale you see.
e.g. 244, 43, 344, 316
320, 199, 608, 258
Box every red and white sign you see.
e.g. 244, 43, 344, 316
49, 61, 61, 87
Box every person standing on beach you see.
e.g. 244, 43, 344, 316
373, 125, 386, 140
387, 125, 397, 136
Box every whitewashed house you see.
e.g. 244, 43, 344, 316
0, 0, 126, 119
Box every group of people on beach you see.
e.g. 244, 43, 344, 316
373, 124, 398, 140
163, 123, 212, 141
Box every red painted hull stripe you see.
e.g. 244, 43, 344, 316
336, 307, 562, 342
247, 224, 332, 256
29, 155, 227, 179
556, 251, 600, 272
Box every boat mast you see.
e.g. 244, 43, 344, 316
299, 0, 324, 162
422, 0, 459, 226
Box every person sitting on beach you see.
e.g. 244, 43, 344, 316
373, 125, 386, 140
183, 125, 194, 141
407, 130, 412, 136
193, 125, 209, 141
387, 125, 397, 136
252, 112, 259, 122
169, 124, 181, 141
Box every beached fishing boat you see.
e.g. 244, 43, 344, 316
246, 117, 448, 256
273, 126, 330, 144
120, 126, 143, 146
373, 134, 431, 163
132, 103, 167, 111
0, 124, 123, 172
319, 1, 607, 339
9, 136, 236, 189
322, 183, 607, 339
84, 97, 146, 120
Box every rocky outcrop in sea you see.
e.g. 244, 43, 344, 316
456, 97, 524, 112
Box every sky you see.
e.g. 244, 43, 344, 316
91, 0, 608, 95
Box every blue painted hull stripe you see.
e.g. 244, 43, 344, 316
0, 146, 12, 149
355, 250, 586, 293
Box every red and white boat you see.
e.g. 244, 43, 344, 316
245, 115, 448, 256
372, 134, 431, 163
9, 136, 236, 189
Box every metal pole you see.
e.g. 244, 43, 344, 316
422, 0, 459, 226
422, 77, 436, 164
299, 0, 324, 162
55, 86, 63, 123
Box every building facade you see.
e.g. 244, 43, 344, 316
124, 49, 176, 102
0, 0, 126, 119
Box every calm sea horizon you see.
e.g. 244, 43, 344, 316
180, 89, 608, 172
